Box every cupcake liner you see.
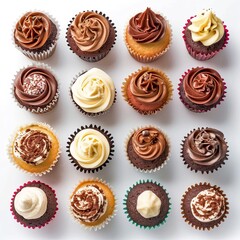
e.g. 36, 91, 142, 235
66, 124, 114, 173
8, 122, 61, 176
181, 182, 229, 230
69, 178, 117, 231
12, 10, 60, 61
66, 10, 117, 62
180, 127, 229, 174
10, 180, 58, 229
11, 63, 60, 114
178, 67, 227, 113
123, 179, 171, 229
125, 125, 171, 173
182, 17, 229, 61
122, 66, 173, 115
70, 70, 117, 117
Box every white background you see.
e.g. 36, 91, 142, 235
1, 0, 239, 239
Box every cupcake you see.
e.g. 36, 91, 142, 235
8, 123, 60, 176
10, 180, 58, 229
70, 68, 116, 116
181, 182, 229, 230
122, 66, 173, 115
123, 179, 171, 229
13, 11, 60, 60
70, 178, 116, 230
66, 11, 117, 62
125, 126, 170, 172
181, 127, 228, 173
12, 64, 59, 114
182, 9, 229, 60
66, 125, 114, 173
125, 8, 172, 63
178, 67, 226, 112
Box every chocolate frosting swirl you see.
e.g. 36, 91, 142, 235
14, 67, 58, 108
70, 11, 110, 52
183, 67, 224, 106
132, 127, 166, 161
15, 12, 51, 50
128, 8, 166, 43
186, 128, 227, 166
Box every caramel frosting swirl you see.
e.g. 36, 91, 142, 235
128, 8, 166, 43
183, 67, 224, 106
70, 11, 110, 52
14, 129, 52, 165
71, 185, 107, 223
186, 128, 227, 166
191, 188, 225, 222
132, 127, 166, 161
15, 12, 51, 50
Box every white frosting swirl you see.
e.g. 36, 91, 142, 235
14, 187, 47, 220
71, 68, 115, 113
70, 128, 110, 168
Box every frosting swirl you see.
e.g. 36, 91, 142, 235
71, 68, 115, 113
132, 127, 166, 161
128, 8, 166, 43
183, 67, 224, 106
14, 187, 48, 220
70, 128, 110, 169
70, 11, 110, 52
186, 128, 227, 166
71, 185, 107, 222
14, 129, 52, 165
15, 12, 51, 50
191, 188, 225, 222
188, 9, 224, 46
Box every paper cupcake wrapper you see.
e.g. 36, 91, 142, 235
12, 10, 60, 61
182, 17, 229, 61
178, 67, 227, 113
125, 125, 171, 173
66, 124, 114, 173
122, 66, 173, 115
69, 178, 117, 231
70, 70, 117, 117
123, 179, 171, 229
66, 10, 117, 62
180, 127, 229, 174
8, 122, 61, 176
10, 180, 58, 229
11, 63, 60, 114
181, 182, 229, 230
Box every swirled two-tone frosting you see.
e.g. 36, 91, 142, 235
70, 128, 110, 169
13, 128, 52, 165
191, 188, 225, 222
185, 128, 227, 166
128, 8, 166, 43
71, 68, 115, 113
14, 187, 48, 220
70, 11, 110, 52
14, 67, 58, 108
15, 12, 52, 50
188, 9, 224, 46
71, 185, 107, 222
132, 127, 166, 161
183, 67, 224, 106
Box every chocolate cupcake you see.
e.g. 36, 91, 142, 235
10, 180, 58, 229
181, 127, 228, 173
178, 67, 226, 112
66, 125, 114, 173
66, 11, 117, 62
181, 182, 229, 230
123, 180, 171, 229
